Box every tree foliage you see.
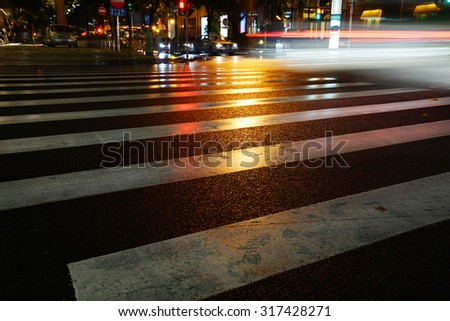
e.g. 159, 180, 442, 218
189, 0, 246, 37
7, 0, 309, 38
9, 0, 51, 30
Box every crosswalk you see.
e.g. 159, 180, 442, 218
1, 62, 449, 300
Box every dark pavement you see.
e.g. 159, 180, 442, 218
0, 45, 449, 301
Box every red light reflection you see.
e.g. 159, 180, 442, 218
247, 30, 450, 43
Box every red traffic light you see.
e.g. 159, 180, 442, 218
178, 0, 186, 15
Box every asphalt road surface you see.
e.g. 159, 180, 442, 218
0, 48, 449, 301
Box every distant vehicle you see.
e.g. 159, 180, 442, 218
194, 34, 238, 55
157, 37, 172, 53
74, 27, 87, 37
45, 24, 78, 47
170, 39, 196, 55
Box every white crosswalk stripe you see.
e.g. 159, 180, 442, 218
1, 93, 439, 154
1, 63, 449, 301
68, 172, 450, 300
2, 121, 450, 211
0, 87, 425, 125
0, 82, 373, 107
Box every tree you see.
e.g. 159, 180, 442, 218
64, 0, 104, 30
9, 0, 52, 41
138, 0, 174, 25
222, 0, 246, 39
187, 0, 223, 35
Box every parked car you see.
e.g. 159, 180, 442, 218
45, 24, 78, 47
194, 34, 238, 55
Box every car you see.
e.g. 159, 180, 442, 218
170, 39, 196, 55
194, 34, 238, 55
45, 24, 78, 47
156, 37, 172, 53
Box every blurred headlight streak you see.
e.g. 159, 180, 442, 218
247, 30, 450, 42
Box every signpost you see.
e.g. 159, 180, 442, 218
110, 0, 126, 51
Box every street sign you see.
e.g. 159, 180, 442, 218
109, 7, 126, 16
98, 6, 107, 16
144, 14, 151, 25
110, 0, 125, 9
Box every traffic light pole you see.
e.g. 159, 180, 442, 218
116, 15, 121, 52
129, 11, 133, 53
185, 14, 189, 60
185, 14, 189, 44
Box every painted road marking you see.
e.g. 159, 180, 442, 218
0, 88, 429, 153
67, 172, 450, 300
0, 71, 315, 88
0, 89, 435, 126
1, 120, 449, 211
0, 76, 301, 95
0, 82, 372, 107
0, 70, 264, 82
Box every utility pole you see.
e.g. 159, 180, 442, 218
127, 2, 134, 53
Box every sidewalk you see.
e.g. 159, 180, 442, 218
0, 44, 190, 67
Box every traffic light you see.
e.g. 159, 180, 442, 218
127, 2, 133, 13
178, 0, 185, 16
315, 7, 325, 20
